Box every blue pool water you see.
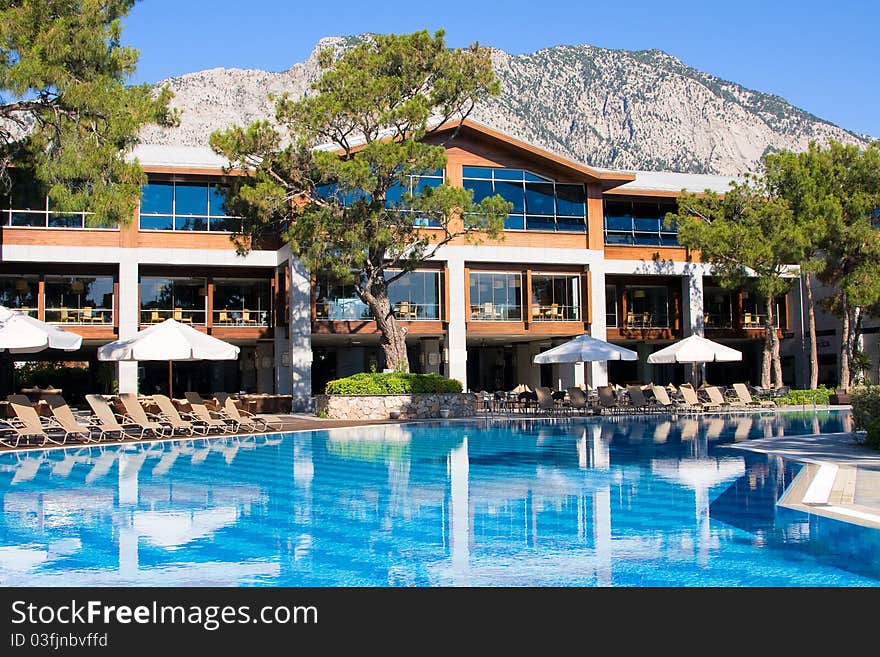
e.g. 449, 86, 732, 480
0, 410, 878, 586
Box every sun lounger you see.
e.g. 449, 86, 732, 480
116, 393, 174, 438
704, 386, 741, 409
2, 395, 69, 446
626, 385, 655, 413
215, 393, 284, 432
651, 385, 681, 412
41, 393, 94, 443
534, 386, 559, 415
184, 392, 238, 434
566, 387, 591, 415
597, 385, 623, 415
677, 385, 719, 412
150, 394, 209, 436
732, 383, 776, 408
86, 394, 153, 440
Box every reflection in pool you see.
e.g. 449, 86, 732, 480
0, 410, 877, 586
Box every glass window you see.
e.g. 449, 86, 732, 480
494, 181, 526, 213
140, 182, 173, 215
314, 274, 369, 321
531, 274, 580, 321
461, 166, 495, 179
175, 215, 208, 231
556, 184, 586, 216
525, 182, 556, 215
140, 277, 206, 325
624, 286, 669, 328
209, 184, 230, 217
0, 173, 99, 229
174, 183, 208, 216
703, 287, 734, 329
605, 285, 617, 327
606, 199, 679, 246
0, 275, 38, 312
387, 270, 442, 320
44, 276, 114, 324
213, 278, 271, 326
469, 272, 521, 321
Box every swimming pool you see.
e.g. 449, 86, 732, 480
0, 410, 877, 586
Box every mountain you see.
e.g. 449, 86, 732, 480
139, 35, 870, 175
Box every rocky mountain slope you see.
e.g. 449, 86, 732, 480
139, 35, 869, 175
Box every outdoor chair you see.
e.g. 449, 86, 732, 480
41, 393, 96, 443
704, 385, 742, 409
116, 393, 174, 438
534, 386, 559, 415
677, 384, 717, 413
566, 387, 591, 415
150, 394, 209, 436
2, 395, 70, 446
597, 385, 623, 415
85, 394, 154, 440
214, 393, 284, 432
732, 383, 776, 408
626, 385, 655, 413
650, 385, 681, 412
184, 392, 238, 434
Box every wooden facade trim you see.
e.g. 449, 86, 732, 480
603, 245, 692, 262
312, 320, 445, 336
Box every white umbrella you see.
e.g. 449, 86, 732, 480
533, 334, 637, 364
0, 306, 82, 395
0, 306, 82, 353
647, 334, 741, 386
98, 318, 239, 397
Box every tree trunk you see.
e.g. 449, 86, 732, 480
839, 295, 850, 390
804, 274, 818, 389
767, 295, 783, 387
761, 299, 772, 388
362, 282, 410, 373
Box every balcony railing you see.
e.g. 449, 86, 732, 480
213, 309, 270, 327
1, 209, 118, 229
470, 303, 522, 322
703, 313, 735, 329
45, 307, 113, 325
531, 304, 580, 322
315, 298, 440, 321
623, 312, 670, 329
140, 308, 207, 325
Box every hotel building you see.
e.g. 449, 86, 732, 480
0, 120, 809, 409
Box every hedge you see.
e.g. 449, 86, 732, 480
851, 385, 880, 432
324, 372, 463, 395
774, 385, 832, 406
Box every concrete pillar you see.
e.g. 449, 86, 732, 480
515, 342, 541, 389
446, 257, 468, 390
117, 260, 139, 393
636, 342, 654, 384
588, 265, 608, 387
288, 256, 312, 411
420, 338, 441, 374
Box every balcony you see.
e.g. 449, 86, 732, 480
45, 306, 113, 325
470, 302, 522, 322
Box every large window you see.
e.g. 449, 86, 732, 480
740, 294, 786, 329
0, 174, 115, 229
469, 272, 522, 321
704, 287, 734, 329
0, 275, 38, 314
531, 274, 580, 321
462, 167, 586, 232
213, 279, 271, 326
139, 181, 238, 232
604, 199, 679, 246
605, 285, 618, 327
318, 169, 445, 228
315, 270, 442, 321
624, 286, 670, 328
140, 277, 206, 325
44, 276, 114, 324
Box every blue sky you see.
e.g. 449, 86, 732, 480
125, 0, 879, 137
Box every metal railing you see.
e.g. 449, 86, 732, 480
45, 307, 113, 325
140, 308, 207, 325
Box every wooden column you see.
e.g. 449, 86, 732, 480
37, 277, 45, 321
584, 270, 592, 327
206, 278, 214, 330
524, 268, 532, 328
463, 267, 470, 324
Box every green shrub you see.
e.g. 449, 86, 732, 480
866, 418, 880, 450
775, 385, 832, 406
14, 362, 93, 404
851, 385, 880, 431
324, 372, 463, 395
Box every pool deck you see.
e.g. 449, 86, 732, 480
727, 428, 880, 530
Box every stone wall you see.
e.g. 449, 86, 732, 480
315, 393, 477, 420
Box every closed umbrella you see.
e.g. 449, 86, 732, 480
0, 306, 83, 395
98, 318, 239, 397
647, 334, 741, 386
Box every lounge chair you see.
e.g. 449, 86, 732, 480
534, 386, 559, 415
150, 394, 209, 436
41, 393, 95, 443
116, 393, 174, 438
677, 385, 718, 413
86, 394, 151, 441
566, 387, 591, 415
704, 386, 742, 409
597, 385, 623, 415
732, 383, 776, 408
626, 385, 655, 413
215, 393, 284, 431
3, 395, 69, 446
184, 392, 238, 433
651, 385, 681, 412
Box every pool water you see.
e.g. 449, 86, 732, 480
0, 410, 878, 586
